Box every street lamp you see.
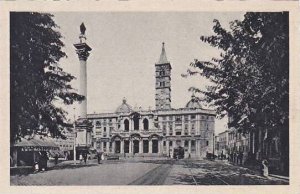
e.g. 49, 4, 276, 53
213, 133, 215, 159
73, 107, 77, 164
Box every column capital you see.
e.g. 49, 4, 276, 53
74, 43, 92, 61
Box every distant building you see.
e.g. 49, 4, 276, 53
217, 130, 229, 158
87, 43, 216, 158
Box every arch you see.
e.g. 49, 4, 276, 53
149, 134, 160, 140
143, 118, 149, 130
111, 134, 122, 141
130, 133, 141, 140
124, 119, 129, 131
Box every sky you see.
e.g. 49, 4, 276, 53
52, 12, 245, 134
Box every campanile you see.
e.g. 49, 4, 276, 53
155, 42, 172, 110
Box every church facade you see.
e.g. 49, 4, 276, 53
87, 43, 216, 158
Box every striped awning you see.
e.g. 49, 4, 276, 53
13, 135, 59, 151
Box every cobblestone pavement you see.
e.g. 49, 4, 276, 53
164, 160, 288, 185
10, 158, 288, 185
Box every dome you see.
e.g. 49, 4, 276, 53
115, 97, 133, 113
185, 94, 202, 109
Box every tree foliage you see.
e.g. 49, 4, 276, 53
185, 12, 289, 135
10, 12, 84, 143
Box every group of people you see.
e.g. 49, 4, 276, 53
34, 151, 49, 172
79, 152, 88, 164
78, 152, 103, 164
228, 151, 244, 165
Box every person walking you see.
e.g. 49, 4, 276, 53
261, 159, 269, 177
54, 154, 59, 165
97, 152, 102, 164
83, 153, 87, 164
79, 153, 83, 164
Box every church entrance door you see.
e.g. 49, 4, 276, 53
133, 140, 139, 154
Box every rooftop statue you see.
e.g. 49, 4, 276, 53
80, 22, 86, 35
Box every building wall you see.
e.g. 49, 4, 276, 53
88, 109, 215, 158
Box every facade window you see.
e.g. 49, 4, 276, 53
191, 124, 195, 130
184, 130, 188, 136
124, 119, 129, 131
206, 141, 209, 146
191, 140, 195, 146
104, 127, 106, 132
163, 141, 166, 146
184, 140, 188, 147
191, 130, 195, 135
185, 124, 188, 130
184, 115, 189, 122
96, 121, 101, 126
170, 141, 173, 147
191, 115, 196, 119
176, 131, 181, 136
162, 116, 166, 121
133, 114, 139, 130
175, 116, 181, 122
169, 116, 173, 120
143, 118, 149, 130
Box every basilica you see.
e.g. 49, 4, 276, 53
87, 43, 216, 158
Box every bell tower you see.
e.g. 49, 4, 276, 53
155, 42, 172, 110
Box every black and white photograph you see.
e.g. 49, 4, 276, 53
1, 0, 298, 192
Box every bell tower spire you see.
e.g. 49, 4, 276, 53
155, 42, 172, 110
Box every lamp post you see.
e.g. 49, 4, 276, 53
213, 133, 215, 160
73, 107, 77, 164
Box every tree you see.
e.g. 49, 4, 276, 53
185, 12, 289, 169
10, 12, 84, 143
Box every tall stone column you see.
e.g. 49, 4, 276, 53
149, 140, 153, 153
74, 23, 92, 119
106, 142, 110, 153
129, 140, 132, 154
101, 142, 104, 152
166, 140, 170, 156
139, 140, 143, 154
120, 140, 124, 154
158, 140, 161, 154
112, 141, 115, 153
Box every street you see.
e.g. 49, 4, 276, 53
10, 158, 288, 185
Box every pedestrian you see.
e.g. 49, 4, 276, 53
261, 159, 269, 177
79, 153, 83, 163
54, 153, 58, 165
39, 151, 48, 171
97, 152, 102, 164
83, 153, 87, 164
240, 152, 244, 165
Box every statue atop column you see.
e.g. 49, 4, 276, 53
79, 22, 87, 43
80, 22, 86, 35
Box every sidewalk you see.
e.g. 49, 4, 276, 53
214, 159, 289, 182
